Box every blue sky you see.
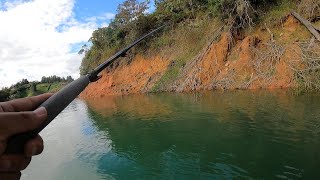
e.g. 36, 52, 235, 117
74, 0, 122, 26
73, 0, 154, 26
0, 0, 154, 87
74, 0, 123, 19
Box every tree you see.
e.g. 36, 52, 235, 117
41, 76, 47, 83
21, 79, 29, 85
41, 75, 72, 83
79, 0, 151, 75
66, 76, 74, 82
114, 0, 150, 29
0, 88, 10, 102
78, 44, 89, 55
153, 0, 208, 24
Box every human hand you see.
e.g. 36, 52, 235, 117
0, 93, 52, 179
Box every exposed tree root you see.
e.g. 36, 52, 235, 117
288, 40, 320, 91
250, 42, 285, 84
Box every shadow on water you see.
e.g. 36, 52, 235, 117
84, 90, 320, 179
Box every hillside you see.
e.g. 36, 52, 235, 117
0, 76, 74, 101
79, 0, 320, 99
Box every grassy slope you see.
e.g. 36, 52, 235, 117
151, 1, 316, 92
150, 18, 223, 92
18, 82, 65, 98
80, 1, 320, 98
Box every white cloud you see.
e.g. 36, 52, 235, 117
84, 12, 115, 22
0, 0, 113, 88
99, 12, 115, 20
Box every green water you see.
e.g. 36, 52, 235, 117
23, 90, 320, 179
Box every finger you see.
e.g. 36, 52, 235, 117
0, 172, 21, 180
0, 155, 31, 172
0, 140, 6, 156
24, 135, 44, 157
0, 93, 53, 112
0, 108, 47, 137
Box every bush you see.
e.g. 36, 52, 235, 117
0, 88, 10, 102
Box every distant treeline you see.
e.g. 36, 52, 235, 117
0, 75, 74, 101
40, 75, 74, 83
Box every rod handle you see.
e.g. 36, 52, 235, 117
4, 76, 90, 154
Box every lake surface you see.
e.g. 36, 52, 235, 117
22, 90, 320, 179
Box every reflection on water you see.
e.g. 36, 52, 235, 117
23, 90, 320, 179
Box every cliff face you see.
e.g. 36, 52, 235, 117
80, 15, 317, 99
81, 55, 170, 98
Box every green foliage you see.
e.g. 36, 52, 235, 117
0, 88, 10, 102
79, 0, 219, 75
151, 60, 181, 92
41, 75, 73, 83
152, 51, 197, 92
114, 0, 149, 28
80, 0, 152, 75
9, 83, 29, 99
0, 76, 72, 100
154, 0, 209, 24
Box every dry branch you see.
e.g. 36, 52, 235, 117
288, 41, 320, 91
250, 42, 285, 82
264, 23, 275, 42
291, 10, 320, 41
249, 40, 285, 88
298, 0, 320, 21
212, 69, 235, 90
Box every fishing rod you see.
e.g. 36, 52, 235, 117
5, 26, 164, 154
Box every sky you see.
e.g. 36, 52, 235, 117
0, 0, 147, 88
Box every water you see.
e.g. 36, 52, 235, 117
22, 90, 320, 179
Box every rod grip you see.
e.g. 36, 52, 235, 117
4, 76, 90, 154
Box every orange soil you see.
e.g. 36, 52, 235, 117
81, 15, 310, 99
199, 32, 231, 88
81, 55, 169, 99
